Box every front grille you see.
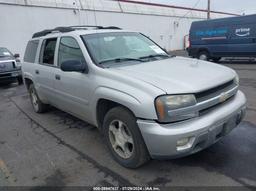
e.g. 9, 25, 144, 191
195, 79, 237, 116
0, 61, 16, 72
199, 95, 235, 116
195, 80, 236, 102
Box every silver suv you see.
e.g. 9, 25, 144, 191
22, 26, 246, 168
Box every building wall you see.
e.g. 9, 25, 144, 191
0, 0, 235, 58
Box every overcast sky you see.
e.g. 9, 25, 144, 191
142, 0, 256, 15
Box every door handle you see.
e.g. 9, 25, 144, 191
55, 74, 61, 80
35, 70, 39, 74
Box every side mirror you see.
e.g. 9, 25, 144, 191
60, 60, 88, 73
14, 53, 20, 58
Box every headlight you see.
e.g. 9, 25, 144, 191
155, 94, 198, 123
234, 73, 239, 85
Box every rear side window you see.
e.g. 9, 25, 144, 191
40, 38, 57, 65
24, 40, 39, 63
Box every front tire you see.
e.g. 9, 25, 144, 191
17, 76, 23, 85
103, 106, 150, 168
29, 84, 47, 113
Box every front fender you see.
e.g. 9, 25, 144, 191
91, 86, 157, 126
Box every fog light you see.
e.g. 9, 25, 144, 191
177, 138, 190, 147
176, 136, 195, 151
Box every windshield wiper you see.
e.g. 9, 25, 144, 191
139, 54, 171, 60
99, 57, 144, 65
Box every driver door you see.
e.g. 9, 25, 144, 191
53, 36, 93, 122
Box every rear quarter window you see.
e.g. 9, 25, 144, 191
24, 40, 39, 63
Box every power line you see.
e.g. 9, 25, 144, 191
178, 0, 201, 19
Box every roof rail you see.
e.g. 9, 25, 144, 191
32, 26, 122, 38
32, 27, 74, 38
70, 25, 122, 30
101, 26, 122, 30
70, 25, 103, 29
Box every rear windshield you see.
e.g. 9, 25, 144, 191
0, 47, 13, 57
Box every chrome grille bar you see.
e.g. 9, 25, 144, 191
168, 85, 238, 116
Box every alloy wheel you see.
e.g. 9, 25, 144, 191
108, 120, 134, 159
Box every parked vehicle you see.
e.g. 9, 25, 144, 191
0, 47, 22, 84
187, 14, 256, 62
22, 26, 246, 168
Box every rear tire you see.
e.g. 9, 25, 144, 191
103, 106, 150, 168
29, 84, 47, 113
198, 51, 209, 61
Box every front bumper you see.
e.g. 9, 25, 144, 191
137, 90, 247, 159
0, 70, 22, 83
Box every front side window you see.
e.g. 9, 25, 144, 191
58, 37, 85, 66
40, 38, 57, 65
82, 32, 169, 67
24, 40, 39, 63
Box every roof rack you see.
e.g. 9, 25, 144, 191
71, 25, 122, 30
32, 25, 122, 38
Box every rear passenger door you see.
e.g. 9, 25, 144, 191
36, 38, 58, 102
53, 36, 93, 121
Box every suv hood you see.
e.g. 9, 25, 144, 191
0, 56, 14, 61
109, 56, 236, 94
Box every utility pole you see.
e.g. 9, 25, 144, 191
207, 0, 211, 19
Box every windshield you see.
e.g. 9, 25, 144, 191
82, 32, 170, 66
0, 47, 13, 57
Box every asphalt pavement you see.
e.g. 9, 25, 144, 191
0, 57, 255, 190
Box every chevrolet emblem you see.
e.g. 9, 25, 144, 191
219, 92, 229, 103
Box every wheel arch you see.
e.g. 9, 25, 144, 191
197, 48, 210, 56
92, 87, 143, 130
24, 77, 34, 90
96, 99, 137, 131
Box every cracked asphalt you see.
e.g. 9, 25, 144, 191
0, 59, 256, 189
